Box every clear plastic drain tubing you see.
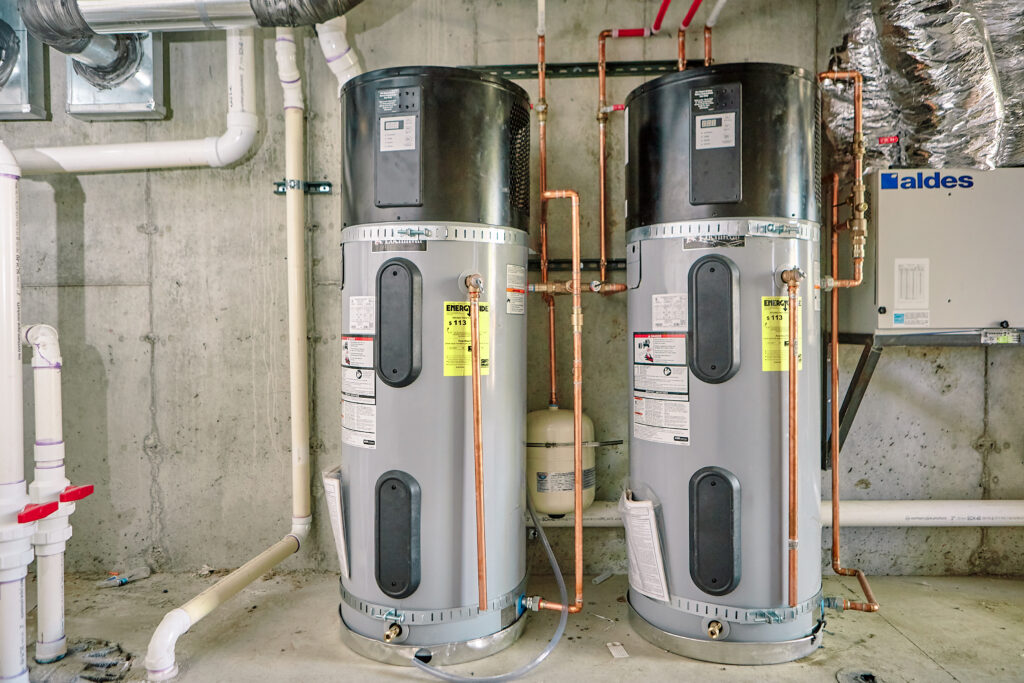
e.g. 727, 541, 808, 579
411, 500, 569, 681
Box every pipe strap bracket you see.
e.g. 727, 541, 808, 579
661, 590, 821, 625
341, 575, 528, 626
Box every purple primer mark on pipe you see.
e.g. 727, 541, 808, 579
35, 462, 64, 470
276, 37, 296, 44
279, 76, 301, 84
326, 46, 353, 64
0, 172, 21, 180
35, 439, 64, 446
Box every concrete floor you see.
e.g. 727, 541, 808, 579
23, 572, 1024, 682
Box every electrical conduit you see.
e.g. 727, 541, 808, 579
13, 29, 258, 175
144, 28, 312, 681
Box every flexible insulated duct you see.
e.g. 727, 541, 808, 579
972, 0, 1024, 166
874, 0, 1004, 169
822, 0, 902, 174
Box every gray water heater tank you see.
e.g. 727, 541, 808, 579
337, 66, 530, 665
622, 63, 825, 664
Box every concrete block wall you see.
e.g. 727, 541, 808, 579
1, 0, 1020, 577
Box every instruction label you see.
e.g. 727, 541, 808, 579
633, 333, 690, 445
348, 296, 375, 333
536, 467, 596, 493
341, 335, 376, 449
652, 293, 687, 331
694, 112, 736, 150
379, 115, 416, 152
321, 467, 349, 578
761, 297, 803, 372
506, 264, 526, 315
443, 301, 490, 377
894, 258, 929, 310
620, 490, 670, 602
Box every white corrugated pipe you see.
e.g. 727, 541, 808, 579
0, 141, 32, 683
22, 324, 93, 664
144, 28, 312, 682
316, 16, 361, 93
12, 29, 259, 175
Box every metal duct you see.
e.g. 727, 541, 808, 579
973, 0, 1024, 166
0, 20, 19, 89
18, 0, 146, 89
73, 0, 365, 33
873, 0, 1004, 169
823, 0, 903, 174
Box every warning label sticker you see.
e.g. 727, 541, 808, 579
506, 264, 526, 315
443, 301, 490, 377
536, 467, 596, 493
341, 335, 376, 449
380, 115, 416, 152
633, 332, 690, 445
761, 297, 803, 372
349, 296, 375, 334
652, 293, 687, 331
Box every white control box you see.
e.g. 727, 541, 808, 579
840, 167, 1024, 334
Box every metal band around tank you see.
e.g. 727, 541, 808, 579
626, 218, 820, 244
341, 222, 529, 247
664, 590, 822, 625
628, 602, 824, 665
340, 574, 528, 626
339, 611, 527, 667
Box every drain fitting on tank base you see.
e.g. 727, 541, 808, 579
383, 623, 403, 643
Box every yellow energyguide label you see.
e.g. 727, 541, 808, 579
761, 296, 802, 372
443, 301, 490, 376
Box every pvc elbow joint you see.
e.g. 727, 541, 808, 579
21, 324, 61, 368
145, 608, 191, 681
210, 112, 259, 167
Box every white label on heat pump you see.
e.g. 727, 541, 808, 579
349, 296, 375, 333
652, 293, 687, 331
620, 491, 670, 602
894, 258, 929, 310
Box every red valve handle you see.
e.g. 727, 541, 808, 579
59, 484, 94, 503
18, 501, 59, 524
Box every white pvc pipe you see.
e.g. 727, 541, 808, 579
23, 324, 72, 664
12, 29, 259, 175
144, 31, 313, 681
527, 499, 1024, 528
821, 499, 1024, 527
0, 142, 30, 683
315, 16, 361, 94
0, 579, 28, 683
0, 144, 22, 487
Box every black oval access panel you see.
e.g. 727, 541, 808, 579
688, 254, 740, 383
375, 470, 421, 599
376, 258, 422, 387
689, 467, 741, 596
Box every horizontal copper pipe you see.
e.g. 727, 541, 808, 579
529, 281, 626, 295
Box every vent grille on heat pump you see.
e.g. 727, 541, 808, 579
508, 101, 531, 217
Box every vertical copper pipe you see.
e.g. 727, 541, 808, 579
783, 269, 802, 608
819, 69, 878, 612
677, 27, 686, 70
538, 34, 558, 406
597, 31, 612, 284
703, 25, 712, 66
467, 276, 487, 610
538, 189, 584, 615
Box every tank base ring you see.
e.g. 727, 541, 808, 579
628, 601, 823, 665
339, 611, 527, 667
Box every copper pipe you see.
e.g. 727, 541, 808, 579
537, 189, 585, 615
677, 27, 686, 70
703, 25, 712, 66
466, 274, 487, 610
529, 280, 627, 295
597, 30, 612, 284
538, 33, 558, 407
820, 68, 879, 613
782, 268, 802, 608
